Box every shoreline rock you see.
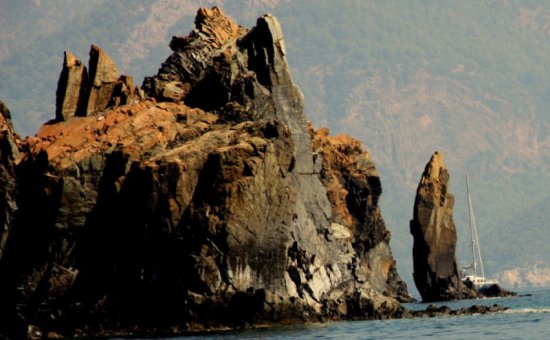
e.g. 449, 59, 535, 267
0, 7, 412, 338
410, 151, 516, 302
408, 303, 509, 318
410, 152, 477, 301
477, 283, 517, 298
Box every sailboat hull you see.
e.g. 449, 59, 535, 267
462, 275, 499, 289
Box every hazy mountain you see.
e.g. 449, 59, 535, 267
1, 0, 549, 293
272, 1, 550, 292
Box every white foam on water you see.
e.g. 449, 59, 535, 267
502, 308, 550, 314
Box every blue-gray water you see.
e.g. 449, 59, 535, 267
114, 288, 550, 339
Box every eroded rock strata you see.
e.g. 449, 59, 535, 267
410, 152, 477, 301
0, 7, 412, 338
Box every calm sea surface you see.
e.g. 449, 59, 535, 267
114, 288, 550, 340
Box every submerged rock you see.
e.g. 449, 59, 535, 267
409, 303, 509, 318
410, 152, 477, 301
0, 7, 411, 338
477, 283, 517, 298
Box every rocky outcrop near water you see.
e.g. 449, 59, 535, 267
410, 152, 477, 302
410, 152, 516, 301
476, 283, 516, 298
408, 303, 509, 318
0, 7, 412, 338
312, 128, 410, 301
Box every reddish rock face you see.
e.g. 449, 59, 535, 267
410, 152, 477, 301
0, 7, 411, 338
312, 127, 411, 301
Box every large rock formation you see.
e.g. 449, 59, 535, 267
410, 152, 476, 301
0, 7, 412, 338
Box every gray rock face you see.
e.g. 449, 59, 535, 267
83, 45, 121, 115
0, 7, 411, 338
410, 152, 476, 301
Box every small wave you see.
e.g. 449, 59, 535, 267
503, 308, 550, 314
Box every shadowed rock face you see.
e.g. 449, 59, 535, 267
0, 100, 20, 336
0, 100, 18, 259
410, 152, 476, 302
0, 7, 411, 338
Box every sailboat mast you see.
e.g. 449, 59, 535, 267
466, 174, 477, 276
466, 174, 486, 278
472, 207, 486, 278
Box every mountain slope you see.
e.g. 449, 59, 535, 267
273, 0, 550, 291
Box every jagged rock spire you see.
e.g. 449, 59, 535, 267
55, 51, 88, 121
410, 151, 476, 301
169, 6, 240, 51
55, 45, 137, 120
83, 44, 121, 115
144, 7, 243, 104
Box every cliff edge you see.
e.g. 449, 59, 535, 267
0, 7, 411, 338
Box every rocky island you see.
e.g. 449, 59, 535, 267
410, 152, 516, 301
0, 7, 416, 338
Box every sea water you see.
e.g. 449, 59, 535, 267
114, 288, 550, 340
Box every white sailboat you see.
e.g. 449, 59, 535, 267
461, 174, 499, 289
